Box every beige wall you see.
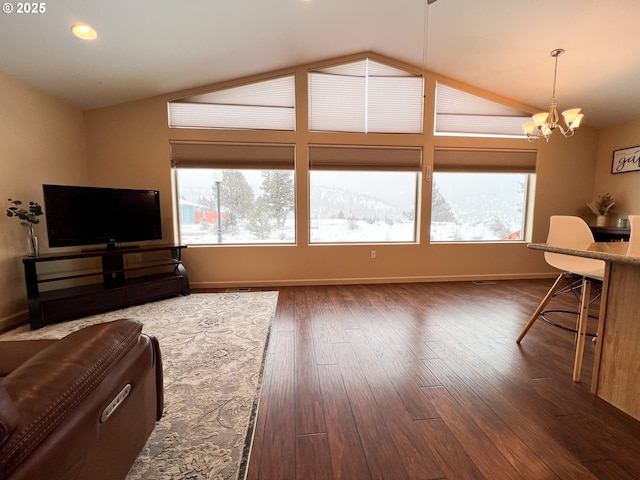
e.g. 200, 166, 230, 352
0, 72, 89, 330
593, 118, 640, 221
83, 54, 601, 290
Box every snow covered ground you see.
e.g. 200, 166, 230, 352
180, 218, 520, 245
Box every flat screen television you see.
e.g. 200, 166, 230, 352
42, 184, 162, 249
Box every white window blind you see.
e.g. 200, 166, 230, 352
433, 148, 537, 173
309, 74, 366, 133
435, 83, 531, 138
309, 58, 424, 134
168, 75, 295, 130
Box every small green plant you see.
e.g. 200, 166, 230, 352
6, 198, 43, 234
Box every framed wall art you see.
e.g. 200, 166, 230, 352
612, 145, 640, 174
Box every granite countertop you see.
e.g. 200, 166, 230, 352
528, 241, 640, 265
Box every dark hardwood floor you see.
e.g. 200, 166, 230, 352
243, 280, 640, 479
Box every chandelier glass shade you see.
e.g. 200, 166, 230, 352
523, 49, 583, 141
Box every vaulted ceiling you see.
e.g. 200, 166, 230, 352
1, 0, 639, 129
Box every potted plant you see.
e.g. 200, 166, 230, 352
6, 198, 44, 256
587, 193, 615, 227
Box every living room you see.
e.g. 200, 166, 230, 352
2, 1, 640, 331
2, 1, 640, 478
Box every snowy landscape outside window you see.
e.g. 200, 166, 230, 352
430, 172, 528, 242
308, 145, 421, 244
176, 168, 295, 245
309, 171, 418, 243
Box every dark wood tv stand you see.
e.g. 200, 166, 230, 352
23, 244, 189, 330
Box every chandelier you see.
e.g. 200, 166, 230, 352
523, 48, 583, 142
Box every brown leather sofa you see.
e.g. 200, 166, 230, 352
0, 319, 163, 480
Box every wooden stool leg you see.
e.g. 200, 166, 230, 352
516, 273, 566, 343
573, 278, 591, 382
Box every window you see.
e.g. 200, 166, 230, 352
166, 55, 539, 247
168, 75, 295, 130
308, 59, 423, 133
171, 142, 295, 244
309, 145, 421, 243
430, 148, 536, 242
434, 83, 532, 138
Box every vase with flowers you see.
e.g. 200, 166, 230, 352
587, 193, 615, 227
6, 198, 44, 257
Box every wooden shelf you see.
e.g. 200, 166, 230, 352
589, 226, 630, 242
23, 244, 189, 329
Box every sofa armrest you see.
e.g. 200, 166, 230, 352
0, 340, 57, 377
0, 385, 18, 449
0, 319, 143, 479
148, 334, 164, 421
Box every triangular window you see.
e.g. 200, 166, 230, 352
434, 83, 531, 138
168, 75, 295, 130
308, 58, 424, 134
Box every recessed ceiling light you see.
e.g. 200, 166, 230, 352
71, 23, 97, 40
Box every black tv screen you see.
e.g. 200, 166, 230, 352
42, 184, 162, 249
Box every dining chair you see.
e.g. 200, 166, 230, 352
628, 215, 640, 243
517, 215, 605, 381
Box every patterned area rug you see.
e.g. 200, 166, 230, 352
0, 291, 278, 480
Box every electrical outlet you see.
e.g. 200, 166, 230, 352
370, 250, 376, 259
